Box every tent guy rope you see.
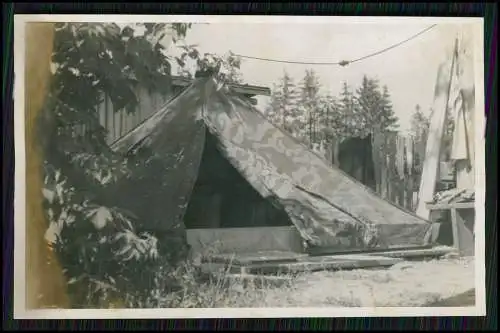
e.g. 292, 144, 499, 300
232, 24, 438, 67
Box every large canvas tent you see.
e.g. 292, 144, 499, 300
111, 77, 434, 252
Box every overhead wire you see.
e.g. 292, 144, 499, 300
232, 24, 438, 67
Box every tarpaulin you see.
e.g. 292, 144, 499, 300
202, 80, 432, 249
112, 82, 206, 234
112, 78, 433, 251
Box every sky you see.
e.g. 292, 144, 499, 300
163, 20, 476, 133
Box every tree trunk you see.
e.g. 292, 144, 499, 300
25, 22, 71, 309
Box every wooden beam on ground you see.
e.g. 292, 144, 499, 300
416, 39, 459, 220
241, 255, 402, 275
365, 246, 455, 260
307, 244, 433, 257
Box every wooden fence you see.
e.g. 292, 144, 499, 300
96, 85, 183, 145
320, 132, 454, 213
373, 134, 420, 211
371, 133, 454, 212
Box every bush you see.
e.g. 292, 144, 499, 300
39, 22, 244, 309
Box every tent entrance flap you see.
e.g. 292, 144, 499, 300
183, 132, 293, 229
110, 82, 208, 235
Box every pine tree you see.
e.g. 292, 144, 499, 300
355, 76, 381, 136
298, 69, 323, 146
265, 70, 300, 135
318, 94, 341, 142
336, 81, 360, 138
379, 85, 399, 133
316, 94, 342, 160
410, 104, 430, 173
355, 76, 399, 135
266, 83, 283, 125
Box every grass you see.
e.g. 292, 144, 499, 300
137, 255, 476, 308
78, 250, 475, 309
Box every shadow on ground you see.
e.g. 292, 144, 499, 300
425, 288, 476, 307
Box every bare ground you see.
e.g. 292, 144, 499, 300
203, 256, 476, 308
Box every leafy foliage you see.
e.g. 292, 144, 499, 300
40, 22, 200, 308
174, 44, 244, 84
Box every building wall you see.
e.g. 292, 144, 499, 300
96, 85, 185, 144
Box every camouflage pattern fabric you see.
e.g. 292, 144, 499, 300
111, 82, 206, 235
112, 78, 433, 250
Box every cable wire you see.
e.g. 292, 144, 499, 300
233, 24, 437, 67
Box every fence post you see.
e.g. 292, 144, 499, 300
371, 129, 383, 196
405, 136, 414, 210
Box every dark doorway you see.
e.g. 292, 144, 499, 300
183, 132, 292, 229
337, 135, 376, 190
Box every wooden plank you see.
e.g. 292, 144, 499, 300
398, 180, 405, 207
405, 136, 414, 210
208, 272, 294, 288
98, 93, 106, 128
307, 244, 433, 257
387, 134, 398, 203
114, 110, 120, 140
171, 75, 271, 97
309, 246, 453, 261
372, 130, 384, 196
206, 251, 308, 265
303, 254, 403, 262
119, 110, 124, 138
455, 209, 475, 256
416, 39, 459, 219
381, 151, 389, 199
103, 94, 109, 139
406, 176, 414, 211
245, 255, 402, 274
426, 202, 475, 210
365, 246, 454, 259
450, 208, 461, 252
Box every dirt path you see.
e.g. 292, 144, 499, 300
257, 257, 476, 307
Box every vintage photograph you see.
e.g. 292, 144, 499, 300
14, 15, 485, 318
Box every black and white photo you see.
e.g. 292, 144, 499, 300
13, 15, 485, 318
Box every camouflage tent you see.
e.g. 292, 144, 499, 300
111, 77, 434, 251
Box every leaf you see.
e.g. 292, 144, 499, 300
86, 206, 113, 230
157, 32, 167, 43
175, 57, 185, 68
42, 188, 56, 204
143, 23, 155, 35
188, 49, 199, 59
